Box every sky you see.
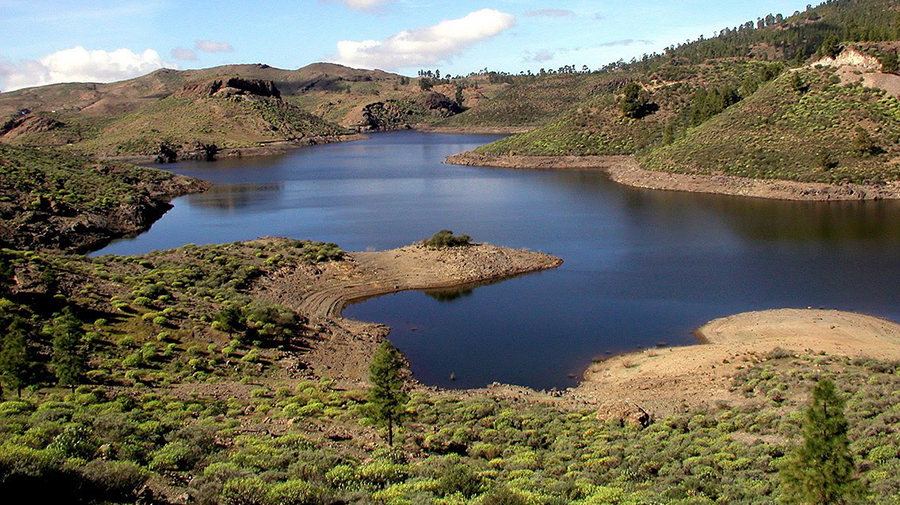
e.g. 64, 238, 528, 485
0, 0, 816, 92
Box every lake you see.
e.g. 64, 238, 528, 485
96, 131, 900, 390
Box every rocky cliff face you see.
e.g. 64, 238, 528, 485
176, 78, 282, 99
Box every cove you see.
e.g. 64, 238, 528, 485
96, 131, 900, 391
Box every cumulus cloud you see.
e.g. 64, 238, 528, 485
171, 47, 198, 61
0, 46, 166, 92
194, 40, 234, 53
524, 9, 574, 18
327, 0, 393, 11
335, 9, 515, 70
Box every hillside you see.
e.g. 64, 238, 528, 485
435, 73, 603, 129
470, 0, 900, 186
642, 65, 900, 184
2, 238, 900, 502
0, 144, 206, 251
0, 63, 499, 158
476, 60, 786, 156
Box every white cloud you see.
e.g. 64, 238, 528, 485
328, 0, 393, 11
335, 9, 515, 70
0, 46, 166, 92
194, 40, 234, 53
171, 47, 197, 60
524, 9, 574, 18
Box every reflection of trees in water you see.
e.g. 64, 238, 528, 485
186, 183, 284, 211
618, 184, 900, 245
709, 199, 900, 244
423, 287, 474, 302
422, 276, 512, 303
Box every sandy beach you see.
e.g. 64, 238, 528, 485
574, 309, 900, 416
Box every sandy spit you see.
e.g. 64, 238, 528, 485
446, 151, 900, 202
253, 242, 562, 383
573, 309, 900, 416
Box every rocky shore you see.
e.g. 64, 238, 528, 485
446, 151, 900, 201
0, 173, 208, 253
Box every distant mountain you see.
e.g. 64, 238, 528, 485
0, 63, 491, 159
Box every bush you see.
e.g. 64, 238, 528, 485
266, 479, 321, 504
77, 460, 149, 502
424, 230, 471, 248
221, 477, 268, 505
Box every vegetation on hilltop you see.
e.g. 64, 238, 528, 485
472, 0, 900, 185
424, 230, 471, 248
641, 67, 900, 184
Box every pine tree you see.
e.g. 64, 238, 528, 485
367, 341, 409, 447
780, 379, 865, 504
51, 308, 87, 391
0, 321, 35, 398
621, 82, 650, 119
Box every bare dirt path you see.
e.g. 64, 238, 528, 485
446, 152, 900, 201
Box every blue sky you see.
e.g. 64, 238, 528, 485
0, 0, 814, 91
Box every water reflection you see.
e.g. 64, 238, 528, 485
186, 183, 285, 211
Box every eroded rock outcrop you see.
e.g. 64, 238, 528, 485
177, 78, 282, 99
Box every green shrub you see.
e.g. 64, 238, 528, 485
424, 230, 471, 248
221, 477, 268, 505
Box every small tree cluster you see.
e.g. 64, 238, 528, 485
424, 230, 471, 248
51, 308, 87, 391
621, 82, 653, 119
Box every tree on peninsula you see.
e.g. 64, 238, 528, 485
780, 378, 865, 504
367, 341, 409, 447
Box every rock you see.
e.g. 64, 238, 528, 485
177, 77, 281, 99
597, 400, 653, 428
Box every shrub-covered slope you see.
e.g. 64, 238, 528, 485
0, 144, 206, 251
476, 61, 785, 156
642, 67, 900, 183
1, 240, 900, 503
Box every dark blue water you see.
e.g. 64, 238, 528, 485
96, 131, 900, 390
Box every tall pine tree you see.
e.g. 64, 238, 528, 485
51, 308, 87, 391
0, 319, 35, 398
780, 378, 865, 503
367, 341, 409, 447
